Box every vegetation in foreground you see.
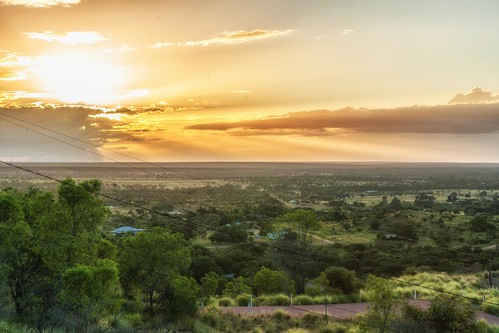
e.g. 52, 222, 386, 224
0, 165, 498, 331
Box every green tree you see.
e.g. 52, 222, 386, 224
271, 209, 321, 293
158, 275, 199, 319
0, 180, 112, 327
200, 271, 219, 300
222, 276, 252, 297
398, 295, 478, 333
414, 193, 436, 209
119, 228, 191, 315
275, 209, 320, 248
469, 215, 496, 232
253, 267, 295, 295
316, 267, 362, 295
360, 275, 402, 333
59, 259, 123, 331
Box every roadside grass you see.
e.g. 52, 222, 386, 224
396, 271, 499, 314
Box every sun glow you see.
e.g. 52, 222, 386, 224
34, 52, 127, 105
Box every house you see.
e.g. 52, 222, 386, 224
111, 226, 145, 235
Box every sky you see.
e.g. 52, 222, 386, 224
1, 0, 499, 162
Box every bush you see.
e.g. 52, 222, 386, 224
481, 303, 499, 316
199, 306, 222, 329
236, 295, 251, 306
320, 326, 350, 333
302, 313, 322, 328
305, 283, 323, 296
294, 295, 315, 305
123, 313, 143, 328
272, 309, 291, 321
268, 294, 291, 305
193, 320, 218, 333
217, 297, 235, 306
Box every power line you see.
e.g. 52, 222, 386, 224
2, 159, 499, 312
0, 113, 204, 184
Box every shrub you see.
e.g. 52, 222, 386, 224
481, 303, 499, 316
320, 326, 350, 333
217, 297, 235, 306
193, 320, 218, 333
294, 295, 315, 305
123, 313, 143, 328
268, 294, 291, 305
302, 313, 322, 328
236, 295, 251, 306
329, 294, 348, 304
305, 283, 323, 296
199, 306, 221, 329
272, 309, 291, 321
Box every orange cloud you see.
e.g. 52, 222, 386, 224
0, 0, 80, 7
149, 29, 295, 48
186, 103, 499, 135
24, 31, 108, 45
448, 87, 499, 104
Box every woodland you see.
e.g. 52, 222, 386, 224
0, 163, 499, 332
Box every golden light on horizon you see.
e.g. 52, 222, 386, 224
33, 52, 127, 105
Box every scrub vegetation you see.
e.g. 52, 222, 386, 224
0, 162, 498, 332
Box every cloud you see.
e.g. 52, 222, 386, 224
186, 103, 499, 135
230, 90, 252, 94
448, 87, 499, 104
101, 45, 136, 53
0, 50, 37, 81
149, 29, 295, 48
0, 70, 29, 81
342, 29, 355, 36
0, 0, 80, 7
24, 31, 108, 45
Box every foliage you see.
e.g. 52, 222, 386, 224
118, 228, 191, 315
200, 271, 219, 300
59, 259, 122, 330
222, 276, 252, 297
360, 275, 403, 333
316, 267, 362, 295
397, 295, 478, 333
253, 267, 295, 295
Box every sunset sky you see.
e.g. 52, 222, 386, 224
1, 0, 499, 162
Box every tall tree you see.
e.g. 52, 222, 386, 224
119, 228, 191, 315
59, 259, 123, 332
271, 209, 321, 293
360, 275, 402, 333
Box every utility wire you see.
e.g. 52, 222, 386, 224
0, 113, 204, 184
2, 159, 498, 311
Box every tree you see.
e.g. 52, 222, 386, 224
274, 209, 320, 248
316, 267, 361, 295
469, 215, 496, 232
271, 209, 321, 293
360, 275, 402, 333
397, 295, 477, 333
222, 276, 252, 297
426, 295, 476, 333
59, 259, 123, 331
200, 272, 219, 300
389, 197, 402, 210
392, 221, 418, 242
414, 193, 436, 209
253, 267, 295, 295
209, 224, 247, 243
0, 180, 114, 328
118, 228, 191, 315
158, 275, 199, 319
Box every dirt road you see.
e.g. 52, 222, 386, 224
217, 300, 499, 326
